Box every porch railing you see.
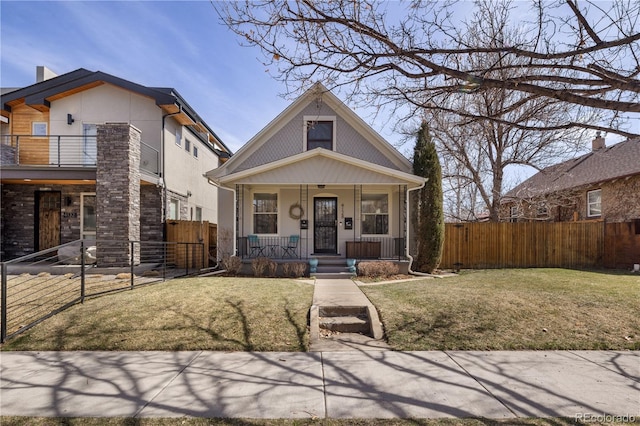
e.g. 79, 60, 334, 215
235, 236, 406, 260
0, 135, 159, 176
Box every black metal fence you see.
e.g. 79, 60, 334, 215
0, 239, 205, 343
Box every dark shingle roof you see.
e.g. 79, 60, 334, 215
505, 137, 640, 199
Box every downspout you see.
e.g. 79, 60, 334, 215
406, 179, 428, 276
202, 178, 237, 270
161, 106, 183, 228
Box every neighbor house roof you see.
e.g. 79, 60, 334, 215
505, 137, 640, 199
1, 68, 231, 155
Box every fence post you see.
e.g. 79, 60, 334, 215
130, 241, 135, 289
1, 262, 7, 343
80, 240, 85, 303
185, 243, 189, 276
163, 243, 166, 282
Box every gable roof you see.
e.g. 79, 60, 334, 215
1, 68, 231, 155
214, 82, 412, 175
206, 147, 425, 188
505, 137, 640, 199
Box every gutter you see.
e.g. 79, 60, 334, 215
161, 106, 183, 224
203, 177, 237, 267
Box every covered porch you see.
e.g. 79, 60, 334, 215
209, 149, 425, 263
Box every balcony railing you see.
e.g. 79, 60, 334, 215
0, 135, 159, 176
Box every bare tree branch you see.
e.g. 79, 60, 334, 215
214, 0, 640, 138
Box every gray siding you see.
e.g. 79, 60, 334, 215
235, 102, 401, 172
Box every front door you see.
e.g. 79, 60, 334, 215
36, 191, 61, 251
314, 197, 337, 254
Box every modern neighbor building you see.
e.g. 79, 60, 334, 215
1, 66, 231, 261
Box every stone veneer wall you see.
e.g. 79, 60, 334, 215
96, 124, 141, 266
141, 184, 164, 241
0, 184, 95, 260
1, 184, 35, 260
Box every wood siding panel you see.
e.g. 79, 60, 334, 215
10, 104, 50, 165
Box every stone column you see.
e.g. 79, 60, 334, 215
96, 124, 141, 266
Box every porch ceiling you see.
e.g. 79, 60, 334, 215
213, 148, 425, 188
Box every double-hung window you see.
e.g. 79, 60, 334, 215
362, 194, 389, 234
587, 189, 601, 217
253, 193, 278, 234
306, 120, 334, 150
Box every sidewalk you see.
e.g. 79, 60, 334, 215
1, 350, 638, 419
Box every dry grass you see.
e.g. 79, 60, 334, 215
2, 269, 638, 353
361, 268, 640, 351
2, 277, 314, 352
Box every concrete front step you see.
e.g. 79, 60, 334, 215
320, 316, 370, 333
319, 306, 370, 334
314, 272, 355, 279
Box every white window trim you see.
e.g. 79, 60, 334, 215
303, 116, 336, 152
587, 189, 602, 217
80, 192, 96, 240
251, 190, 279, 236
168, 198, 179, 220
32, 122, 47, 137
361, 191, 391, 236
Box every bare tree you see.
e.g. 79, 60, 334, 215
215, 0, 640, 138
421, 4, 596, 221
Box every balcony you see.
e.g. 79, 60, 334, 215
0, 135, 159, 176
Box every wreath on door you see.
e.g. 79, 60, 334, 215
289, 202, 304, 220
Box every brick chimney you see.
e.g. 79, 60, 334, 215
592, 131, 606, 151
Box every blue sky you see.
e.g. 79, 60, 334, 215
2, 1, 636, 159
0, 1, 306, 153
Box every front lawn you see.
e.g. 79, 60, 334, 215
2, 269, 638, 352
361, 268, 640, 351
2, 277, 314, 351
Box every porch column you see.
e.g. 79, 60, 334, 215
95, 123, 141, 266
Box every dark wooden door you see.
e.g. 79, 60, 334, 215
314, 197, 337, 254
36, 191, 61, 251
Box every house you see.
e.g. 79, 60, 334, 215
206, 83, 425, 270
502, 134, 640, 223
1, 66, 231, 262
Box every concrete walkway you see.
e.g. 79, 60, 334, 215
309, 279, 390, 351
1, 350, 638, 419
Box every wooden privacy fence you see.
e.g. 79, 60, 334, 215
440, 221, 640, 269
440, 221, 606, 269
165, 220, 217, 269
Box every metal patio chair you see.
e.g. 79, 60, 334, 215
248, 234, 265, 257
281, 235, 300, 258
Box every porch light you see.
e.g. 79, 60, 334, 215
67, 114, 75, 125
